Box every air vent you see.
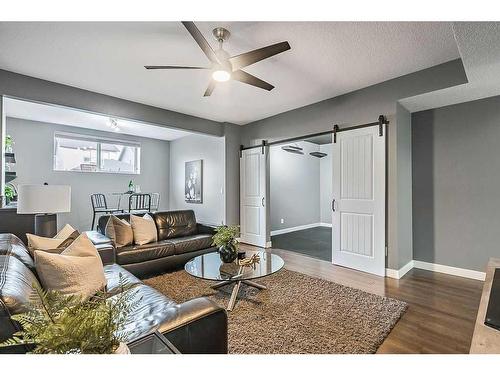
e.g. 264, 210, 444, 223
309, 152, 327, 158
281, 145, 304, 154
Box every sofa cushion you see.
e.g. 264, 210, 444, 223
104, 263, 142, 293
116, 240, 176, 265
0, 255, 41, 316
167, 234, 214, 255
153, 210, 197, 240
0, 234, 35, 271
112, 283, 176, 342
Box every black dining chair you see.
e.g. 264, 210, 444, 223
128, 193, 152, 214
90, 193, 123, 230
150, 192, 160, 212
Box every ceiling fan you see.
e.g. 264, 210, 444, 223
145, 21, 291, 97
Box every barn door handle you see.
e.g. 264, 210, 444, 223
331, 199, 336, 212
262, 197, 265, 207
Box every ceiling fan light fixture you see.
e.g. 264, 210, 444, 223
212, 69, 231, 82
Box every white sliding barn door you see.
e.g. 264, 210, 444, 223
332, 126, 385, 276
240, 147, 267, 247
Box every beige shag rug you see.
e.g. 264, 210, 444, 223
144, 269, 407, 354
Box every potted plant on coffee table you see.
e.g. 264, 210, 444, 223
0, 276, 140, 354
212, 225, 240, 263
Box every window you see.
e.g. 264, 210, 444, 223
54, 132, 140, 174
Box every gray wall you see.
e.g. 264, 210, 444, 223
0, 69, 222, 137
412, 95, 500, 272
6, 117, 170, 232
319, 143, 333, 224
169, 134, 225, 226
222, 123, 241, 225
386, 104, 414, 269
269, 141, 320, 231
240, 59, 467, 145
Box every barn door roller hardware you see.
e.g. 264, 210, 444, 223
240, 115, 389, 149
240, 140, 268, 157
333, 115, 389, 143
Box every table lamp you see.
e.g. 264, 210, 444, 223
17, 184, 71, 237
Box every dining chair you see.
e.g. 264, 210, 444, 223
90, 193, 123, 230
128, 193, 152, 214
150, 192, 160, 212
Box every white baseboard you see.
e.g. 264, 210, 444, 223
319, 222, 332, 228
386, 259, 486, 281
386, 260, 414, 279
413, 260, 486, 281
271, 222, 323, 236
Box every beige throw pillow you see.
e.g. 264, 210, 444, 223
130, 214, 158, 245
34, 233, 106, 299
54, 224, 77, 240
105, 216, 133, 248
26, 224, 79, 255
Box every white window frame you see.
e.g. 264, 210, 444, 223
53, 131, 141, 175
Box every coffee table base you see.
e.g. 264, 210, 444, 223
211, 279, 267, 311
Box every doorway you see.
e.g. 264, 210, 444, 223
269, 134, 333, 261
239, 117, 387, 276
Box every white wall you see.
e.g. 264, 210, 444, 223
319, 143, 332, 224
168, 134, 225, 225
6, 117, 170, 232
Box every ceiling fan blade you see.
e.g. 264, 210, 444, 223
181, 21, 220, 65
145, 65, 208, 70
204, 80, 216, 97
229, 41, 291, 70
231, 70, 274, 91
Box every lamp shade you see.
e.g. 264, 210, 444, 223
17, 185, 71, 214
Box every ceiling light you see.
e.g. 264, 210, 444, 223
212, 69, 231, 82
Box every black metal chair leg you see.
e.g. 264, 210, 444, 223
91, 213, 96, 230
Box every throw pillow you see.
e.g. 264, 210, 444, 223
54, 224, 77, 240
34, 233, 107, 299
130, 213, 158, 245
105, 215, 133, 248
26, 225, 80, 255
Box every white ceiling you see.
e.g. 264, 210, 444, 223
5, 97, 194, 141
401, 22, 500, 112
0, 22, 460, 125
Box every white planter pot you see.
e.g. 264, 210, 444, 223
114, 342, 130, 354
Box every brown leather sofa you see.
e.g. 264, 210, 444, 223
0, 233, 228, 354
93, 210, 217, 277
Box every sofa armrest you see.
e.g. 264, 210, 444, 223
158, 297, 227, 354
197, 223, 216, 236
84, 231, 116, 265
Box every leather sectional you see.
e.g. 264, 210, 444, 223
92, 210, 217, 277
0, 232, 228, 354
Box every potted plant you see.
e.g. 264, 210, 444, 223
0, 276, 140, 354
212, 225, 240, 263
4, 185, 15, 205
5, 134, 13, 153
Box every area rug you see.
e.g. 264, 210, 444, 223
144, 269, 407, 354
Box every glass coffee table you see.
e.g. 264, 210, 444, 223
185, 250, 284, 311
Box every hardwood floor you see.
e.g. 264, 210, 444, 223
240, 244, 484, 353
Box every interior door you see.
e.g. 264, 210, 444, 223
240, 147, 267, 247
332, 125, 385, 276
